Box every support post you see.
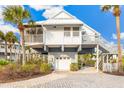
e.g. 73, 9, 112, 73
107, 54, 108, 63
61, 45, 64, 52
44, 45, 48, 52
96, 44, 99, 72
102, 55, 105, 71
78, 45, 82, 52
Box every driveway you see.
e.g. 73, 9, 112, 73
1, 69, 124, 88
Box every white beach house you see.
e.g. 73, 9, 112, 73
24, 10, 118, 71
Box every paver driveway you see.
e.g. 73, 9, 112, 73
1, 70, 124, 88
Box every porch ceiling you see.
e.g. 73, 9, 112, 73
81, 44, 96, 48
25, 43, 44, 48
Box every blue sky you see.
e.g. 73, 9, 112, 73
23, 5, 124, 45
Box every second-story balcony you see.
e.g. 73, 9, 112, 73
45, 31, 82, 45
25, 34, 43, 44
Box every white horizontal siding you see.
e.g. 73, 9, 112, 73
45, 31, 81, 45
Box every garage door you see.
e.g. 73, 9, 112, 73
55, 56, 71, 70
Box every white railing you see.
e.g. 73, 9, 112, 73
82, 35, 98, 44
25, 34, 43, 43
0, 46, 20, 53
99, 36, 118, 54
103, 63, 118, 72
82, 34, 118, 54
63, 31, 82, 44
64, 31, 81, 37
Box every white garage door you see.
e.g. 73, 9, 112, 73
55, 56, 71, 70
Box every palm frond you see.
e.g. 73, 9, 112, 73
101, 5, 112, 12
2, 6, 31, 26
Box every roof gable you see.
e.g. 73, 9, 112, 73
51, 11, 75, 19
42, 10, 83, 25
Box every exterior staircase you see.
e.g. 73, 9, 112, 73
82, 34, 119, 71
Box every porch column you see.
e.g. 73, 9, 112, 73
106, 54, 108, 63
103, 55, 105, 63
102, 55, 104, 71
75, 53, 78, 63
96, 44, 99, 72
44, 45, 48, 52
61, 45, 64, 52
78, 45, 82, 52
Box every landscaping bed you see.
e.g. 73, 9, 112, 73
0, 59, 52, 83
104, 72, 124, 76
0, 72, 51, 83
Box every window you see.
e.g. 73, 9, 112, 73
53, 26, 56, 28
67, 57, 70, 59
1, 45, 4, 48
37, 28, 43, 34
64, 57, 66, 59
64, 32, 71, 37
26, 30, 30, 34
30, 29, 36, 34
60, 57, 62, 59
64, 27, 71, 31
73, 27, 79, 31
73, 32, 79, 36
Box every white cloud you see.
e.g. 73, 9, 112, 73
0, 22, 19, 33
112, 33, 124, 40
0, 5, 21, 34
110, 41, 115, 45
43, 7, 63, 18
29, 5, 54, 11
0, 5, 5, 19
29, 5, 64, 18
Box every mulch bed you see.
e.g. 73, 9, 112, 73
0, 72, 52, 83
104, 72, 124, 76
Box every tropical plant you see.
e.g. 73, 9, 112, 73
2, 6, 31, 65
70, 63, 79, 71
40, 63, 52, 74
101, 5, 122, 71
0, 59, 9, 66
0, 31, 4, 41
5, 31, 18, 61
0, 31, 7, 60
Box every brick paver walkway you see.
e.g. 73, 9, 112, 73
1, 68, 124, 88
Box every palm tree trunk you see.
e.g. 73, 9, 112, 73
20, 30, 26, 65
5, 41, 7, 60
116, 16, 122, 71
10, 47, 12, 61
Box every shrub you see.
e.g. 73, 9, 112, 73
86, 60, 95, 67
40, 63, 52, 74
0, 63, 41, 80
21, 64, 36, 74
0, 63, 20, 80
0, 59, 9, 66
70, 63, 79, 71
0, 65, 5, 72
112, 59, 117, 63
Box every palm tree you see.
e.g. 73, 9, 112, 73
0, 31, 8, 60
101, 5, 122, 71
5, 31, 18, 61
2, 6, 31, 64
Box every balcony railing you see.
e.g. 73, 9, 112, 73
25, 34, 43, 43
82, 34, 118, 54
63, 31, 82, 44
82, 35, 98, 44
